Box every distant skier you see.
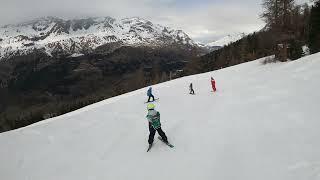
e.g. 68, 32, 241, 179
189, 83, 195, 94
211, 77, 216, 92
147, 87, 155, 102
146, 103, 168, 146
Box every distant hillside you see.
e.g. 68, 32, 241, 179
0, 45, 195, 132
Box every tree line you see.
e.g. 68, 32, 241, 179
0, 46, 193, 132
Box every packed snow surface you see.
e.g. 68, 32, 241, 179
1, 53, 320, 180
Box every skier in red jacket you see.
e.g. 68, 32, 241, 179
211, 77, 216, 92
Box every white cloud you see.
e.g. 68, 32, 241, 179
147, 1, 265, 43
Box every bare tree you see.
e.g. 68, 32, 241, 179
261, 0, 295, 31
261, 0, 281, 30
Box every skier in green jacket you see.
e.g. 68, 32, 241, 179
146, 103, 168, 145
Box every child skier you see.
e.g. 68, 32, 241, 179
147, 87, 155, 102
146, 103, 168, 146
211, 77, 216, 92
189, 83, 195, 94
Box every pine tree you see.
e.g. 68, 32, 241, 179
282, 0, 295, 30
308, 1, 320, 53
301, 4, 311, 40
288, 39, 303, 60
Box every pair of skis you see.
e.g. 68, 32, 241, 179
144, 98, 159, 104
147, 137, 174, 152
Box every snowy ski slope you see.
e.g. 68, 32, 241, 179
1, 53, 320, 180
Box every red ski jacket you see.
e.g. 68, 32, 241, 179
211, 79, 216, 91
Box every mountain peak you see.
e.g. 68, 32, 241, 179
207, 32, 246, 47
0, 16, 197, 60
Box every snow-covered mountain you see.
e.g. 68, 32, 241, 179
0, 17, 196, 60
1, 53, 319, 180
195, 41, 221, 53
207, 32, 246, 47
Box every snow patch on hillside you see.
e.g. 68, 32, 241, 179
207, 32, 246, 47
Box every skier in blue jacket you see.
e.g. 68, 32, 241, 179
147, 87, 155, 102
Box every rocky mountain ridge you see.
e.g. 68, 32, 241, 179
0, 16, 197, 60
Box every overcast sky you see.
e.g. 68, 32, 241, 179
0, 0, 310, 43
